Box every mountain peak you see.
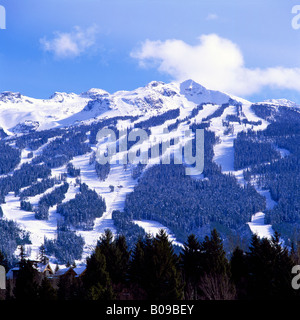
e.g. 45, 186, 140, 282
80, 88, 110, 99
179, 79, 230, 105
261, 98, 299, 108
0, 91, 22, 103
49, 92, 77, 102
180, 79, 207, 92
145, 81, 166, 88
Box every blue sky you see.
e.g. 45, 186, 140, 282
1, 0, 300, 102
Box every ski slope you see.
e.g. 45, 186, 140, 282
1, 79, 292, 264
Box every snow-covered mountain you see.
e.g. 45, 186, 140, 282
0, 79, 298, 267
0, 80, 235, 134
260, 98, 300, 108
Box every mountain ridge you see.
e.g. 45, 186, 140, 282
0, 79, 299, 267
2, 79, 297, 135
0, 79, 245, 133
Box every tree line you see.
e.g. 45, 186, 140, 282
2, 228, 300, 300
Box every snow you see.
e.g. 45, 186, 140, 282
213, 133, 236, 172
241, 103, 269, 131
192, 103, 220, 124
1, 79, 292, 263
0, 80, 237, 135
261, 98, 300, 108
70, 150, 140, 259
133, 220, 184, 247
0, 93, 93, 132
247, 212, 273, 239
2, 192, 59, 261
2, 161, 80, 262
210, 104, 241, 173
273, 145, 290, 158
70, 132, 190, 255
207, 101, 275, 239
179, 79, 230, 105
255, 185, 277, 211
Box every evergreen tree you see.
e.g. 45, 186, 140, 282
67, 162, 80, 177
246, 233, 295, 299
114, 235, 130, 284
20, 200, 33, 212
181, 234, 201, 280
18, 245, 26, 262
181, 234, 201, 299
128, 237, 147, 299
197, 229, 234, 300
38, 244, 48, 264
199, 229, 229, 276
83, 241, 114, 300
95, 230, 130, 286
270, 232, 295, 299
230, 247, 248, 299
14, 260, 40, 300
230, 247, 247, 283
35, 203, 49, 220
128, 237, 145, 286
146, 229, 183, 300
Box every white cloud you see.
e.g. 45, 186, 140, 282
40, 25, 99, 59
206, 13, 218, 21
131, 34, 300, 97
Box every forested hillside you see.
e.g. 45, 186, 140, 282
1, 229, 298, 300
0, 80, 299, 270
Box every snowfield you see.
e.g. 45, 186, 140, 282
247, 212, 273, 240
0, 79, 288, 264
2, 192, 59, 260
133, 220, 184, 247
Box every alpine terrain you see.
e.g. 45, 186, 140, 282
0, 79, 299, 268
